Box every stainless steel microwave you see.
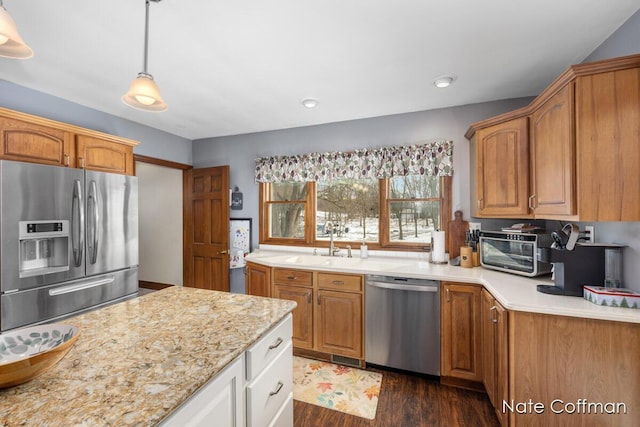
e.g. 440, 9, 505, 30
479, 231, 554, 277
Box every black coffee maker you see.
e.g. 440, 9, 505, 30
537, 244, 606, 296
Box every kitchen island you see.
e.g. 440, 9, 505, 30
0, 286, 296, 426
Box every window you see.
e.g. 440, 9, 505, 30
260, 176, 451, 250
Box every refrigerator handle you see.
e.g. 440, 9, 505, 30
71, 179, 85, 267
88, 180, 99, 264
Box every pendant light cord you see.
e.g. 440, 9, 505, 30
142, 0, 150, 75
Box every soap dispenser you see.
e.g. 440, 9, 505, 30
360, 239, 368, 259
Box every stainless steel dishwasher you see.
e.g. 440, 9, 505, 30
365, 275, 440, 376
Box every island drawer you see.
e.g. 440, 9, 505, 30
246, 314, 292, 381
273, 268, 313, 286
246, 340, 293, 427
317, 272, 363, 292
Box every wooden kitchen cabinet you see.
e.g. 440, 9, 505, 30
509, 311, 640, 426
245, 261, 272, 297
75, 134, 134, 175
316, 272, 363, 359
467, 53, 640, 220
0, 107, 138, 175
529, 83, 576, 217
271, 267, 364, 365
273, 283, 314, 350
441, 282, 483, 386
576, 66, 640, 221
474, 117, 531, 218
481, 289, 508, 426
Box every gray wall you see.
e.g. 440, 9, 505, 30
584, 8, 640, 62
0, 81, 192, 165
193, 98, 533, 248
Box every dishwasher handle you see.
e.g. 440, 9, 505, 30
367, 280, 438, 293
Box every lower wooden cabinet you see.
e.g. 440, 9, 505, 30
316, 289, 363, 358
246, 261, 272, 297
269, 266, 364, 364
481, 289, 508, 426
272, 284, 313, 349
441, 282, 483, 385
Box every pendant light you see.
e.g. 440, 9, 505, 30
0, 0, 33, 59
122, 0, 167, 112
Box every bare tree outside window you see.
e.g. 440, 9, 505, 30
316, 179, 379, 242
388, 175, 440, 243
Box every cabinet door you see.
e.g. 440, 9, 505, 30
273, 285, 313, 349
481, 289, 497, 405
475, 117, 530, 217
159, 355, 244, 427
576, 68, 640, 221
0, 117, 73, 166
481, 289, 509, 426
316, 290, 363, 359
441, 282, 482, 382
530, 84, 576, 216
75, 134, 134, 175
246, 262, 271, 297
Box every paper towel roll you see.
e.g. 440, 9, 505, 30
431, 230, 446, 263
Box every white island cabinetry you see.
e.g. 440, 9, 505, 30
160, 314, 293, 427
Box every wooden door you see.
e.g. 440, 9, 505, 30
246, 262, 271, 297
76, 135, 134, 175
441, 282, 482, 382
316, 290, 363, 359
475, 118, 531, 218
530, 83, 576, 216
184, 165, 230, 291
273, 284, 313, 349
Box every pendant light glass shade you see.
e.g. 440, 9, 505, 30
122, 0, 167, 112
122, 72, 167, 111
0, 4, 33, 59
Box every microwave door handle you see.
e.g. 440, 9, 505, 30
88, 181, 99, 264
71, 179, 85, 267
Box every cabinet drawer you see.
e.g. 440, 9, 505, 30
273, 268, 313, 286
246, 314, 292, 381
318, 272, 362, 292
268, 393, 293, 427
246, 341, 293, 427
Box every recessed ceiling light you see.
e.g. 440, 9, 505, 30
433, 75, 456, 88
302, 98, 319, 108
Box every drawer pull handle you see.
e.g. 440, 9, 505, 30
332, 280, 344, 285
287, 276, 297, 280
269, 381, 284, 397
268, 337, 284, 350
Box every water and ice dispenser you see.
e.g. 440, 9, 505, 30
18, 220, 70, 278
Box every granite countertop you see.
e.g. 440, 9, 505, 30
247, 249, 640, 324
0, 287, 296, 426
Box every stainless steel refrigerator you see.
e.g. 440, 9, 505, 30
0, 160, 138, 331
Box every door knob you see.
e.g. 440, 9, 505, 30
217, 250, 229, 255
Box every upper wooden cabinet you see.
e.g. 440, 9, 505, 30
529, 83, 576, 217
576, 67, 640, 221
467, 53, 640, 221
475, 117, 530, 218
0, 107, 138, 175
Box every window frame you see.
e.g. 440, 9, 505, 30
259, 176, 452, 251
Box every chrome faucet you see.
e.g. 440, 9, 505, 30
327, 222, 336, 256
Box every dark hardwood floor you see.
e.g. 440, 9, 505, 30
294, 366, 499, 427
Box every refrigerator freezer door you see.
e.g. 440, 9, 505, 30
84, 170, 138, 276
1, 161, 85, 292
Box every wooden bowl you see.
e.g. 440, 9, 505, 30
0, 324, 79, 388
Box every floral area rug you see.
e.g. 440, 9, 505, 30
292, 356, 382, 420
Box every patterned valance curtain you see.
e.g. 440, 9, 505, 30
254, 140, 453, 183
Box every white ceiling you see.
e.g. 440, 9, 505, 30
1, 1, 638, 140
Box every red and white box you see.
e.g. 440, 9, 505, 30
583, 286, 640, 309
